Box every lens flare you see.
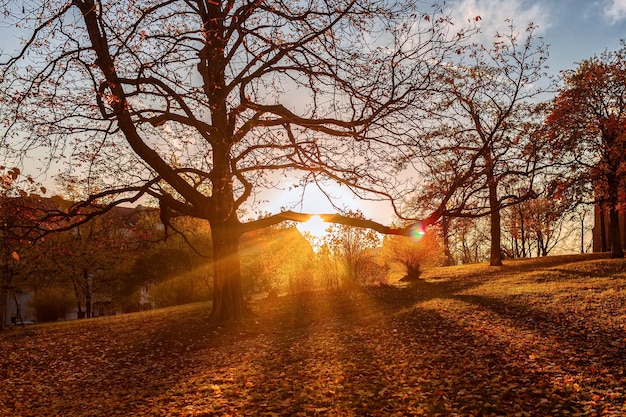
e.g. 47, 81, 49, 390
409, 222, 426, 241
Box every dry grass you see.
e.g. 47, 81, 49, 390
1, 253, 625, 416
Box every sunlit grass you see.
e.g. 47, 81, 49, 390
21, 301, 211, 334
2, 253, 626, 416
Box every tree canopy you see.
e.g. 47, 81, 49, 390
547, 40, 626, 258
0, 0, 475, 320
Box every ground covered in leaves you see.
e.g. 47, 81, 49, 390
1, 254, 626, 416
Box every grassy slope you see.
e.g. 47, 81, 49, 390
1, 253, 625, 416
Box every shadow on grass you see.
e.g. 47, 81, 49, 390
2, 254, 625, 416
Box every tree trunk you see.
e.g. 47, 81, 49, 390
487, 172, 503, 267
519, 214, 527, 257
83, 269, 92, 319
489, 207, 503, 266
512, 232, 519, 258
405, 263, 422, 280
209, 225, 248, 322
609, 206, 624, 258
606, 168, 624, 258
599, 205, 608, 252
0, 286, 6, 330
441, 217, 453, 266
538, 232, 548, 257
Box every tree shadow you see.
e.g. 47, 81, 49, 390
450, 292, 626, 371
2, 254, 624, 416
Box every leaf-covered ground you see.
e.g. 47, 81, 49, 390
1, 254, 625, 416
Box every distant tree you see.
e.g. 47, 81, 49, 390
315, 243, 340, 291
547, 41, 626, 258
326, 210, 383, 286
27, 286, 75, 323
454, 217, 491, 264
0, 0, 474, 321
0, 168, 48, 328
503, 194, 571, 258
1, 171, 21, 328
42, 209, 144, 318
33, 176, 158, 317
502, 198, 534, 258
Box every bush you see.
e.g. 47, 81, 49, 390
150, 265, 212, 308
28, 287, 75, 322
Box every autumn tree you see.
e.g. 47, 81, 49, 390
0, 170, 23, 328
453, 217, 491, 264
407, 22, 552, 266
502, 194, 572, 258
547, 41, 626, 258
326, 210, 386, 286
0, 0, 476, 321
43, 211, 145, 318
0, 168, 49, 328
315, 243, 340, 290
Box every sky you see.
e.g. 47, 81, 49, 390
302, 0, 626, 225
2, 0, 626, 227
448, 0, 626, 75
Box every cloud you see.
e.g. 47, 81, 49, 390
603, 0, 626, 23
447, 0, 551, 40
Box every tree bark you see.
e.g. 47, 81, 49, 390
606, 168, 624, 258
486, 156, 503, 266
489, 207, 503, 266
209, 224, 248, 322
609, 206, 624, 258
599, 205, 608, 252
83, 268, 93, 319
0, 286, 6, 330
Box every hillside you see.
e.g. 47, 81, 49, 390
1, 253, 625, 416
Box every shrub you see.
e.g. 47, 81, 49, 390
150, 265, 212, 308
28, 287, 75, 322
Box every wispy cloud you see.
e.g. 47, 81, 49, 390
447, 0, 551, 40
603, 0, 626, 23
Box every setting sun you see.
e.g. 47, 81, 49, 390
296, 215, 329, 239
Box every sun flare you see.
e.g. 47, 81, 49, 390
409, 222, 426, 242
297, 215, 329, 239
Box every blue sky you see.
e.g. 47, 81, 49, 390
2, 1, 622, 79
449, 0, 626, 75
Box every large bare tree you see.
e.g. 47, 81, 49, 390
0, 0, 472, 320
405, 22, 553, 266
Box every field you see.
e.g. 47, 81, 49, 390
1, 254, 625, 416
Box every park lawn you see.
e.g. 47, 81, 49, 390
1, 254, 625, 416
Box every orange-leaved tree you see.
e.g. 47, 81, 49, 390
326, 210, 386, 286
547, 42, 626, 258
